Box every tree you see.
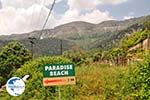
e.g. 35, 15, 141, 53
93, 51, 102, 62
144, 20, 150, 30
0, 41, 32, 85
107, 48, 127, 65
63, 46, 87, 64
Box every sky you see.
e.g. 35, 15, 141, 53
0, 0, 150, 35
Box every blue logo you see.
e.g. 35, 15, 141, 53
6, 77, 25, 96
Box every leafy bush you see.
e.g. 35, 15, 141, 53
0, 57, 128, 100
0, 56, 72, 100
125, 56, 150, 99
63, 47, 87, 65
92, 51, 102, 62
143, 20, 150, 30
120, 30, 149, 49
0, 41, 32, 85
95, 48, 127, 65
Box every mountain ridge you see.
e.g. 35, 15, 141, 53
1, 15, 150, 40
0, 15, 150, 55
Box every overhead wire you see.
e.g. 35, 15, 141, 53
28, 0, 56, 56
37, 0, 56, 40
35, 0, 81, 43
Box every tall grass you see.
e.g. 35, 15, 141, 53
0, 62, 128, 100
59, 63, 127, 100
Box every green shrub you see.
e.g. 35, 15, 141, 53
0, 41, 32, 85
63, 47, 87, 65
0, 56, 72, 100
126, 56, 150, 99
92, 51, 102, 62
120, 30, 149, 49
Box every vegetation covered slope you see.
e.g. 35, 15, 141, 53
0, 41, 32, 86
0, 38, 74, 56
0, 16, 150, 100
0, 61, 127, 100
0, 23, 150, 99
0, 15, 150, 54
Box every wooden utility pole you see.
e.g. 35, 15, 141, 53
28, 37, 36, 57
60, 40, 63, 55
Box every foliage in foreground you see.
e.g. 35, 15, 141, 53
1, 55, 150, 100
63, 47, 88, 65
125, 55, 150, 99
0, 60, 127, 100
0, 41, 32, 85
0, 56, 72, 100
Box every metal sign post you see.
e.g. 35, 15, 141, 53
58, 86, 61, 100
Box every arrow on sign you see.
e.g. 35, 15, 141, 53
43, 77, 76, 86
44, 79, 65, 84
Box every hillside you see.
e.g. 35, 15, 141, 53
0, 38, 74, 56
92, 23, 145, 49
0, 15, 150, 100
0, 15, 150, 55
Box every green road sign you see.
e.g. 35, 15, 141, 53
43, 63, 75, 77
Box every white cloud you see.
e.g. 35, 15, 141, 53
0, 0, 127, 35
0, 5, 57, 35
67, 0, 98, 10
98, 0, 128, 5
56, 0, 114, 25
123, 16, 134, 20
2, 0, 62, 9
67, 0, 128, 11
80, 10, 114, 23
56, 9, 114, 26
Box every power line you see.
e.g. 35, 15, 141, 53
28, 0, 56, 56
38, 0, 56, 40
